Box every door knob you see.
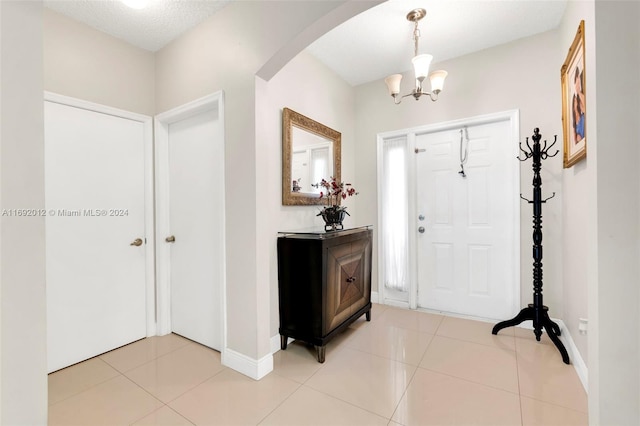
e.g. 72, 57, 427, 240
130, 238, 143, 246
165, 235, 176, 243
418, 226, 425, 234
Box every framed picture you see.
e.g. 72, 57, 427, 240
561, 20, 586, 168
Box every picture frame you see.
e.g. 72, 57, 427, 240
561, 20, 586, 168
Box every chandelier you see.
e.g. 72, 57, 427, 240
384, 8, 448, 104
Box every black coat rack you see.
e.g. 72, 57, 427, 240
492, 128, 570, 364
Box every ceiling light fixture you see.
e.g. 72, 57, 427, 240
121, 0, 150, 10
384, 9, 448, 104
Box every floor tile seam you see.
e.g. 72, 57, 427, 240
254, 381, 304, 425
337, 345, 425, 368
98, 338, 198, 375
127, 403, 196, 426
388, 358, 421, 424
519, 394, 590, 415
296, 383, 393, 422
119, 372, 168, 410
152, 366, 229, 405
118, 345, 222, 379
515, 345, 525, 426
431, 333, 518, 353
517, 388, 589, 414
416, 366, 521, 396
48, 368, 125, 408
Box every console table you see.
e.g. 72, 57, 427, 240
277, 226, 372, 362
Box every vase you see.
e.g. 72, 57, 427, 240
317, 205, 349, 231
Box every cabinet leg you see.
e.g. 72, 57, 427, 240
314, 345, 326, 363
280, 335, 288, 350
366, 309, 371, 321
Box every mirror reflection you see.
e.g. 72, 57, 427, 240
282, 108, 341, 205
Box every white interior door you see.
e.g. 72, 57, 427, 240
416, 117, 519, 319
45, 97, 151, 373
155, 94, 224, 351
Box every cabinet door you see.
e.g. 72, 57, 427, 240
324, 236, 371, 335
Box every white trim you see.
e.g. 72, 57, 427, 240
270, 334, 295, 354
557, 320, 588, 392
43, 91, 157, 337
222, 347, 273, 380
370, 291, 379, 304
377, 110, 521, 318
153, 92, 227, 355
517, 319, 588, 392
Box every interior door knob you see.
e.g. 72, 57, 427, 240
165, 235, 176, 243
130, 238, 143, 246
418, 226, 425, 234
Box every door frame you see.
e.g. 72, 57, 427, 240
44, 91, 157, 336
154, 91, 227, 349
377, 110, 520, 317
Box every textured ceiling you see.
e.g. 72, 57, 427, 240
44, 0, 231, 52
44, 0, 567, 86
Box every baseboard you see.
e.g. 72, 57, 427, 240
221, 347, 273, 380
270, 334, 295, 354
517, 319, 588, 392
555, 319, 588, 392
371, 291, 379, 303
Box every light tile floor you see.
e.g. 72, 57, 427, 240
48, 304, 588, 425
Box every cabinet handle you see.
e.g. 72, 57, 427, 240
346, 277, 357, 283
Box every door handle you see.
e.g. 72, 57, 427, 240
165, 235, 176, 243
130, 238, 143, 246
418, 226, 425, 234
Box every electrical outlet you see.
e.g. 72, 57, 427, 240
578, 318, 588, 335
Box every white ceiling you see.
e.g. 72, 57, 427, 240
44, 0, 568, 87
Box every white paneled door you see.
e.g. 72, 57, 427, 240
45, 97, 152, 373
155, 93, 224, 351
416, 118, 518, 319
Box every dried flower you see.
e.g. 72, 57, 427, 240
312, 177, 359, 207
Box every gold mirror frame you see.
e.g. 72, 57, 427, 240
282, 108, 341, 205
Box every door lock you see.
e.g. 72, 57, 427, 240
130, 238, 143, 246
165, 235, 176, 243
418, 226, 425, 234
418, 214, 425, 221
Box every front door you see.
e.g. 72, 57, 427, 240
416, 118, 518, 319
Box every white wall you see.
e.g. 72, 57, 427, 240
0, 1, 48, 424
559, 0, 595, 373
590, 1, 640, 423
43, 9, 155, 116
354, 29, 564, 315
255, 50, 357, 339
155, 0, 379, 362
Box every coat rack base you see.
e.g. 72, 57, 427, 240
493, 304, 570, 364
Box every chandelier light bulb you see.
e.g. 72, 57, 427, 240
122, 0, 149, 10
384, 9, 447, 104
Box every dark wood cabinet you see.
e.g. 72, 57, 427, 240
277, 226, 372, 362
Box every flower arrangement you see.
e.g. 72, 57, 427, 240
312, 177, 358, 207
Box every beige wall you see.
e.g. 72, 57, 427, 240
43, 9, 155, 116
0, 1, 47, 424
590, 1, 640, 423
354, 29, 564, 315
256, 50, 357, 339
155, 0, 378, 360
559, 0, 594, 371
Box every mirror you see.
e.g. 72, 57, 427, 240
282, 108, 341, 205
